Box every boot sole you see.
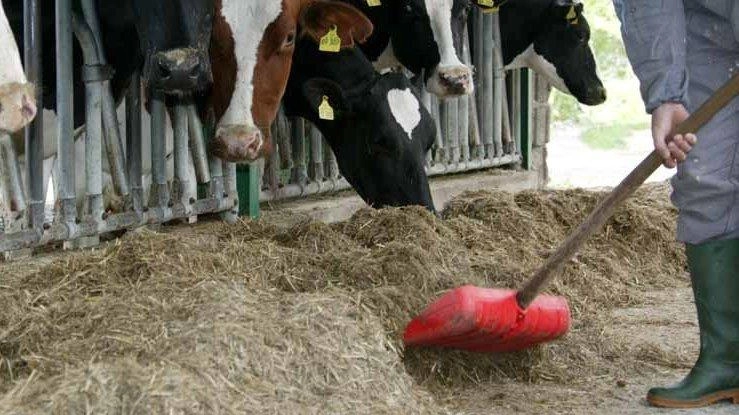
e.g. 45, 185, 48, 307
647, 388, 739, 408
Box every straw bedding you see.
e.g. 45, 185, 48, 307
0, 183, 686, 413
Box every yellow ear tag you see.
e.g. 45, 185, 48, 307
318, 96, 335, 121
367, 0, 381, 6
566, 5, 578, 24
319, 26, 342, 53
478, 0, 499, 14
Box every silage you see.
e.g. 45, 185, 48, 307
0, 184, 686, 413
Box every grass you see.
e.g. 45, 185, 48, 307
581, 120, 647, 150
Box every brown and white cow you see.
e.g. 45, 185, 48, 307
206, 0, 373, 163
0, 3, 36, 134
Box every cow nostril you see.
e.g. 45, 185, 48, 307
158, 61, 173, 79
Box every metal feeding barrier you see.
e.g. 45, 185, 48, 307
254, 8, 532, 203
0, 0, 238, 254
0, 3, 532, 255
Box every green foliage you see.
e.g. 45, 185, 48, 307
581, 120, 646, 150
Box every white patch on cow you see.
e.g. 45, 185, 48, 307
505, 45, 570, 94
423, 0, 464, 69
218, 0, 282, 130
387, 88, 421, 139
0, 5, 26, 85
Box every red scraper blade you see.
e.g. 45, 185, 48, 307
403, 285, 571, 353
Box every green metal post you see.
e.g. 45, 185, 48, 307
236, 164, 260, 218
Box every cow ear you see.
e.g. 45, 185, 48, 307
300, 1, 374, 49
302, 78, 349, 120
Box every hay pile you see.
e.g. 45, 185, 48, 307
0, 184, 686, 413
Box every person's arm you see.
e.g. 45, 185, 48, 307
613, 0, 696, 168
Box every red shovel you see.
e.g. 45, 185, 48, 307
404, 73, 739, 353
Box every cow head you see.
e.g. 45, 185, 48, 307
125, 0, 215, 95
208, 0, 372, 163
517, 1, 606, 106
0, 6, 37, 134
301, 74, 436, 211
387, 0, 475, 98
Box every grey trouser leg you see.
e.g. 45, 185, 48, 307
671, 5, 739, 244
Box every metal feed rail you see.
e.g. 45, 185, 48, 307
0, 0, 238, 254
0, 4, 532, 253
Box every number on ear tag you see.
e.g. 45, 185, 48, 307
319, 26, 342, 53
478, 0, 499, 13
318, 96, 335, 121
367, 0, 381, 6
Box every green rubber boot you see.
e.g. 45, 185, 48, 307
647, 238, 739, 408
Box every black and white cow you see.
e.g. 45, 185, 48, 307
5, 0, 215, 126
337, 0, 494, 98
497, 0, 606, 105
283, 35, 437, 211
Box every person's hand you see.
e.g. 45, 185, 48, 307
651, 102, 697, 168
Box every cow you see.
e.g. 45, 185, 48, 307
498, 0, 606, 106
0, 3, 36, 134
283, 32, 437, 211
336, 0, 495, 98
206, 0, 373, 163
5, 0, 215, 127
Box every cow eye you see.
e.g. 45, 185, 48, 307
283, 31, 296, 48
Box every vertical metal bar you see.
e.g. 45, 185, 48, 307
275, 108, 293, 170
80, 0, 129, 200
126, 72, 144, 212
55, 0, 77, 229
474, 8, 484, 129
290, 117, 307, 185
446, 98, 460, 164
83, 62, 103, 224
420, 88, 434, 165
431, 96, 443, 164
207, 150, 224, 206
0, 135, 27, 214
520, 68, 533, 170
482, 13, 494, 159
309, 123, 324, 183
266, 147, 280, 195
502, 77, 513, 154
323, 138, 339, 185
24, 0, 44, 231
186, 104, 210, 184
172, 103, 193, 215
512, 70, 521, 155
492, 12, 504, 158
149, 93, 170, 216
460, 23, 471, 163
222, 161, 238, 222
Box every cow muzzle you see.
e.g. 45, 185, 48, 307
211, 125, 264, 163
426, 65, 474, 97
0, 82, 37, 134
148, 48, 211, 95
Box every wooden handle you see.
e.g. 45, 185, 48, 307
516, 73, 739, 309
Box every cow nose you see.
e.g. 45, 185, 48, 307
583, 85, 607, 106
211, 125, 264, 162
151, 49, 206, 94
435, 66, 473, 97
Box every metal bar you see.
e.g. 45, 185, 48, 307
266, 146, 280, 195
502, 75, 513, 154
431, 96, 443, 164
172, 103, 193, 215
126, 72, 144, 212
460, 23, 471, 163
55, 0, 77, 230
520, 68, 533, 169
420, 88, 433, 165
186, 104, 210, 184
309, 123, 324, 183
492, 12, 504, 158
482, 13, 495, 159
81, 0, 129, 200
0, 135, 27, 214
474, 7, 484, 125
72, 14, 104, 228
222, 161, 238, 222
448, 98, 460, 164
149, 93, 171, 218
290, 117, 307, 185
24, 0, 44, 230
323, 137, 339, 186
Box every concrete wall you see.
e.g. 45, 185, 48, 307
530, 73, 553, 188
